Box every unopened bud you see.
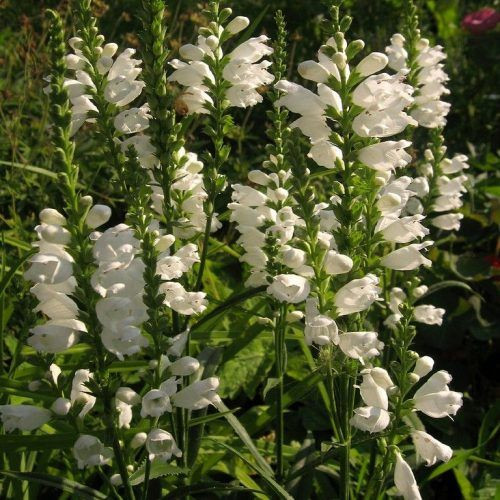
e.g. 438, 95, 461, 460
286, 311, 304, 323
225, 16, 249, 35
39, 208, 66, 226
85, 204, 111, 229
155, 234, 176, 252
130, 432, 148, 449
110, 474, 122, 486
80, 195, 93, 207
51, 397, 72, 416
28, 380, 42, 391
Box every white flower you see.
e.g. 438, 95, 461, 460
350, 406, 391, 433
36, 224, 71, 245
171, 377, 220, 410
413, 356, 434, 379
358, 140, 412, 172
394, 452, 422, 500
441, 154, 469, 175
267, 274, 310, 304
338, 331, 384, 362
130, 432, 147, 449
413, 370, 463, 418
412, 430, 453, 466
225, 16, 250, 35
169, 356, 200, 376
28, 319, 86, 353
146, 428, 182, 462
431, 213, 463, 231
413, 305, 445, 325
323, 250, 353, 275
359, 368, 395, 410
307, 141, 343, 169
334, 274, 381, 316
85, 205, 112, 229
355, 52, 388, 76
39, 208, 66, 226
409, 177, 430, 198
140, 378, 179, 418
33, 291, 79, 320
353, 108, 417, 138
114, 105, 150, 134
24, 252, 73, 285
232, 184, 268, 206
381, 242, 433, 271
385, 33, 408, 72
304, 300, 339, 346
70, 369, 96, 419
378, 215, 429, 243
0, 405, 51, 432
73, 435, 113, 469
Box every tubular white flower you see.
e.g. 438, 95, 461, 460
350, 406, 391, 433
381, 241, 433, 271
358, 140, 412, 172
334, 274, 381, 316
413, 370, 463, 418
394, 452, 422, 500
171, 377, 220, 410
412, 430, 453, 466
70, 369, 96, 419
73, 435, 113, 469
413, 305, 445, 325
338, 331, 384, 362
431, 213, 463, 231
0, 405, 52, 432
267, 274, 310, 304
378, 215, 429, 243
28, 319, 86, 353
146, 429, 182, 462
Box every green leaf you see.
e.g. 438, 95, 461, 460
418, 280, 474, 300
0, 376, 55, 402
0, 470, 107, 499
208, 439, 293, 500
262, 377, 280, 400
0, 249, 36, 297
421, 449, 476, 483
453, 468, 474, 500
129, 462, 189, 486
188, 408, 238, 428
162, 482, 261, 499
213, 399, 274, 477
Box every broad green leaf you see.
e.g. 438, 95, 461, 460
421, 449, 476, 483
129, 461, 189, 486
0, 470, 107, 499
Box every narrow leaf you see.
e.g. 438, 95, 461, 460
129, 462, 189, 486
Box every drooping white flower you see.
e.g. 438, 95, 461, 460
171, 377, 220, 410
323, 250, 353, 275
146, 428, 182, 462
140, 378, 179, 418
350, 406, 391, 433
412, 430, 453, 466
394, 452, 422, 500
381, 242, 433, 271
412, 370, 463, 418
378, 215, 429, 243
0, 405, 52, 432
338, 331, 384, 362
70, 369, 96, 419
267, 274, 310, 304
358, 140, 412, 172
73, 435, 113, 469
334, 274, 381, 316
431, 213, 463, 231
413, 305, 445, 325
28, 319, 86, 353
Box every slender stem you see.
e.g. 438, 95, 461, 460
274, 302, 288, 479
141, 456, 151, 500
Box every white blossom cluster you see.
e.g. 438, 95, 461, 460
386, 34, 451, 128
63, 38, 146, 135
169, 15, 273, 112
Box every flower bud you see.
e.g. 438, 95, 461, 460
332, 52, 347, 69
323, 250, 353, 275
51, 397, 72, 416
110, 474, 122, 486
256, 316, 274, 326
206, 35, 219, 49
412, 285, 428, 299
355, 52, 388, 76
149, 360, 159, 369
286, 311, 304, 323
169, 356, 200, 376
408, 372, 420, 384
225, 16, 250, 35
130, 432, 148, 449
413, 356, 434, 378
39, 208, 66, 226
80, 195, 93, 207
85, 205, 111, 229
28, 381, 42, 391
346, 39, 365, 60
248, 170, 271, 186
126, 465, 134, 473
155, 234, 176, 252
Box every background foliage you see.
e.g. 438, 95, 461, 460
1, 0, 499, 498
